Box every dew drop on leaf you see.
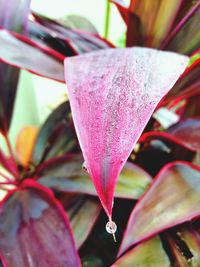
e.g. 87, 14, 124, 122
106, 221, 117, 234
82, 161, 88, 173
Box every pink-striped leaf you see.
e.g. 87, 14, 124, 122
0, 0, 30, 133
64, 47, 188, 218
118, 161, 200, 256
167, 118, 200, 152
0, 180, 81, 267
0, 29, 65, 82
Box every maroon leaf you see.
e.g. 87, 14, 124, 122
116, 0, 199, 54
139, 128, 200, 152
0, 29, 65, 82
161, 2, 200, 54
0, 179, 81, 267
182, 94, 200, 118
64, 47, 188, 219
0, 0, 30, 133
118, 161, 200, 256
124, 0, 192, 48
167, 118, 200, 152
30, 13, 114, 55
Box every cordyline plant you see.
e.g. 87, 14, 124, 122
0, 0, 200, 266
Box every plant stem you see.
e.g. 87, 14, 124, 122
104, 0, 111, 39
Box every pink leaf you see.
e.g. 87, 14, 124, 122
64, 47, 188, 219
118, 161, 200, 256
0, 180, 81, 267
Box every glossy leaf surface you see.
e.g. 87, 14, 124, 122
113, 237, 170, 267
66, 196, 101, 248
125, 0, 184, 47
167, 118, 200, 152
31, 101, 77, 165
30, 13, 113, 55
38, 159, 152, 200
65, 47, 188, 217
0, 29, 65, 82
0, 0, 30, 133
162, 2, 200, 54
163, 58, 200, 104
0, 180, 81, 267
119, 162, 200, 256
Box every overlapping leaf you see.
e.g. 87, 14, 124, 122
30, 13, 114, 55
66, 196, 101, 249
0, 180, 81, 267
163, 57, 200, 105
38, 157, 152, 199
31, 101, 77, 166
113, 237, 171, 267
113, 0, 200, 55
0, 29, 65, 82
64, 47, 188, 218
0, 0, 30, 133
167, 225, 200, 266
167, 118, 200, 152
118, 162, 200, 256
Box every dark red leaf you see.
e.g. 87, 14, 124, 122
161, 2, 200, 55
30, 13, 114, 55
118, 161, 200, 256
64, 47, 188, 218
0, 180, 81, 267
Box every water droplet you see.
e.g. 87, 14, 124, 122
106, 221, 117, 234
82, 161, 88, 173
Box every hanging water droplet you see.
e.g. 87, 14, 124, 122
106, 221, 117, 234
82, 161, 88, 173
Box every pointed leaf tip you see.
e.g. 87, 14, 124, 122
118, 161, 200, 256
64, 47, 189, 217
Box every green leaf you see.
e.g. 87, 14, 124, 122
113, 237, 171, 267
32, 101, 77, 165
67, 196, 101, 249
38, 157, 152, 200
119, 162, 200, 256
